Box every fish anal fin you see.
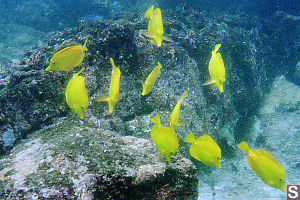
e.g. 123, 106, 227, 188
203, 79, 215, 86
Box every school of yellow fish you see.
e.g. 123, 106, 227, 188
44, 5, 287, 193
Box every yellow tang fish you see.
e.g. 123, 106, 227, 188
170, 90, 188, 130
45, 39, 88, 71
65, 67, 88, 119
238, 141, 286, 192
203, 44, 226, 92
141, 61, 162, 96
97, 58, 121, 113
141, 5, 173, 47
150, 114, 179, 161
185, 133, 222, 168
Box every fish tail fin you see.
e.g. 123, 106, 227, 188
217, 82, 224, 93
110, 58, 116, 69
237, 141, 251, 154
203, 79, 215, 86
74, 67, 85, 77
83, 38, 88, 51
45, 66, 51, 71
144, 5, 154, 18
157, 61, 162, 70
45, 64, 52, 71
150, 114, 161, 125
212, 44, 221, 55
281, 185, 286, 193
182, 90, 188, 99
185, 133, 196, 144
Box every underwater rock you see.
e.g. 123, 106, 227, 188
0, 117, 198, 199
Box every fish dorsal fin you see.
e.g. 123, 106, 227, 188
203, 79, 215, 86
73, 67, 85, 78
237, 141, 252, 154
197, 135, 214, 143
185, 133, 196, 144
82, 38, 88, 51
150, 114, 161, 125
144, 5, 154, 18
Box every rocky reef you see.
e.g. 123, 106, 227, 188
0, 117, 197, 199
0, 8, 299, 199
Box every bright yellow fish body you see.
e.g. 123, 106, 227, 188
141, 5, 173, 47
170, 90, 188, 129
203, 44, 226, 92
185, 133, 222, 168
150, 114, 179, 161
98, 58, 121, 113
238, 141, 286, 192
45, 39, 88, 71
65, 67, 88, 119
141, 62, 162, 96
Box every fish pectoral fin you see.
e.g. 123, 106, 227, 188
96, 96, 108, 102
163, 35, 174, 43
203, 79, 215, 86
139, 79, 145, 87
118, 94, 123, 102
140, 30, 154, 38
178, 120, 188, 126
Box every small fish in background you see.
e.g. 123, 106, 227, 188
150, 114, 179, 161
141, 5, 173, 47
65, 67, 88, 119
238, 141, 286, 192
141, 61, 162, 96
45, 39, 88, 71
185, 133, 222, 168
203, 44, 226, 92
170, 90, 188, 130
97, 58, 121, 114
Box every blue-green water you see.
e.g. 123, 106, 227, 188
0, 0, 299, 199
